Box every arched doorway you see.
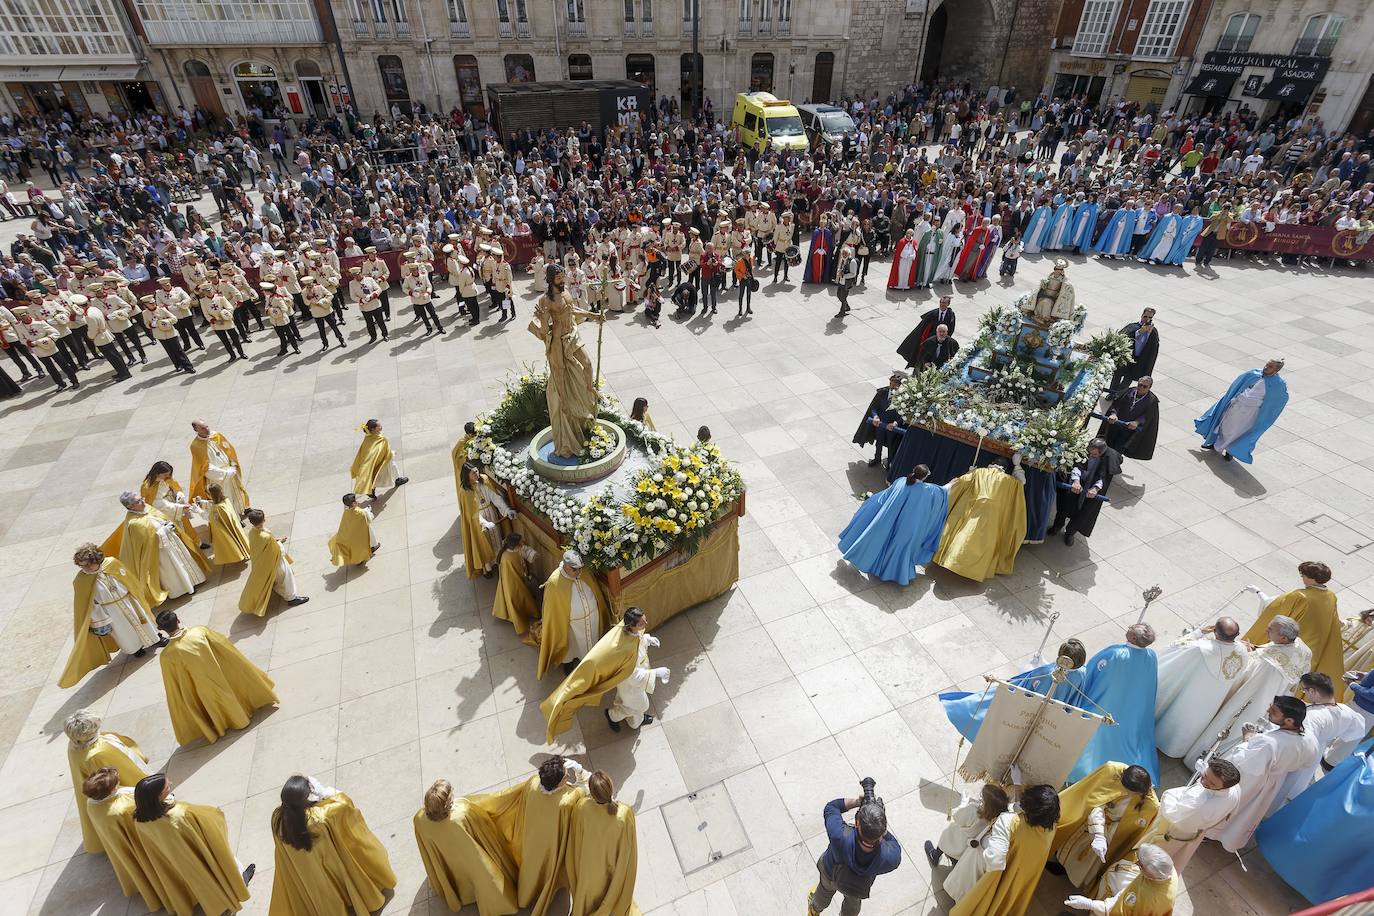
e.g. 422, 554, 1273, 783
453, 55, 484, 117
296, 59, 328, 117
378, 55, 411, 115
185, 59, 223, 118
811, 51, 834, 103
626, 54, 656, 96
233, 61, 284, 117
918, 0, 996, 88
568, 54, 593, 80
680, 52, 703, 112
750, 53, 774, 92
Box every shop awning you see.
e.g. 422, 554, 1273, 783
1257, 74, 1322, 101
0, 65, 64, 81
59, 64, 144, 81
1182, 71, 1238, 98
0, 63, 143, 82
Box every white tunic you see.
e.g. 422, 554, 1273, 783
273, 547, 299, 601
1182, 638, 1312, 763
1152, 782, 1240, 871
1154, 631, 1252, 758
1212, 378, 1265, 454
1208, 727, 1319, 852
947, 810, 1014, 904
608, 633, 657, 727
477, 480, 512, 553
567, 577, 599, 661
202, 437, 249, 516
84, 569, 159, 653
1280, 703, 1369, 799
153, 480, 208, 530
138, 510, 207, 600
939, 797, 999, 900
892, 240, 917, 289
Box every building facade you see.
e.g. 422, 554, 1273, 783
1177, 0, 1374, 134
1045, 0, 1212, 112
332, 0, 1061, 121
126, 0, 349, 122
0, 0, 162, 118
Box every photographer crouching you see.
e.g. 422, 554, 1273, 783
808, 777, 902, 915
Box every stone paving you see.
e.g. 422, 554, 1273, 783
0, 196, 1371, 916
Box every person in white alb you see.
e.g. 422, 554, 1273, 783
604, 606, 670, 732
1153, 616, 1252, 759
118, 491, 208, 601
1148, 758, 1241, 871
538, 550, 608, 678
1205, 695, 1320, 853
1281, 673, 1369, 798
189, 420, 250, 517
72, 543, 163, 658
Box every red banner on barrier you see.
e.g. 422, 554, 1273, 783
1220, 222, 1374, 260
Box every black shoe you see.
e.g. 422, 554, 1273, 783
368, 336, 378, 343
435, 326, 445, 334
1046, 523, 1062, 536
133, 648, 147, 658
319, 345, 329, 353
286, 596, 310, 607
157, 635, 168, 648
292, 347, 301, 354
242, 863, 256, 885
1063, 531, 1075, 546
867, 456, 881, 467
641, 714, 654, 726
482, 567, 494, 579
277, 348, 289, 356
395, 476, 409, 486
1045, 860, 1067, 876
1223, 452, 1233, 461
604, 708, 622, 733
1200, 443, 1214, 451
199, 543, 211, 550
562, 659, 579, 676
924, 840, 942, 868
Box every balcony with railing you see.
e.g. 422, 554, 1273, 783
352, 18, 370, 36
758, 19, 770, 34
568, 20, 587, 36
374, 21, 391, 37
394, 20, 411, 37
737, 19, 752, 35
140, 17, 323, 45
450, 20, 470, 37
624, 20, 636, 36
498, 19, 512, 36
776, 18, 789, 33
641, 20, 654, 36
516, 19, 530, 36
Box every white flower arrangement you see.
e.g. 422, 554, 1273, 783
1046, 320, 1076, 349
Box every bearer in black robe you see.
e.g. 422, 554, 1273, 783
915, 324, 961, 369
896, 295, 956, 369
1098, 377, 1159, 461
1109, 307, 1159, 395
853, 371, 909, 468
1048, 437, 1120, 546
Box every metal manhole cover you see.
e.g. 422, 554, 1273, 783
660, 783, 752, 874
1297, 514, 1373, 555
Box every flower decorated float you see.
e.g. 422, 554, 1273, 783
884, 259, 1134, 543
464, 370, 746, 625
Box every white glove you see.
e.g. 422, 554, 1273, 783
563, 760, 586, 779
1008, 763, 1023, 786
1243, 583, 1260, 594
654, 667, 671, 684
1065, 896, 1094, 911
1011, 451, 1022, 466
1091, 834, 1108, 862
479, 517, 496, 531
645, 635, 661, 648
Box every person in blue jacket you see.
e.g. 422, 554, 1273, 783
808, 780, 902, 916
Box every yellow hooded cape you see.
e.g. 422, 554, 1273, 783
458, 477, 497, 578
1244, 586, 1343, 697
950, 814, 1055, 916
59, 557, 149, 688
159, 625, 278, 745
68, 732, 150, 853
568, 796, 641, 916
189, 431, 247, 502
537, 566, 610, 680
239, 526, 289, 616
540, 625, 640, 743
350, 430, 393, 495
208, 501, 250, 565
493, 547, 540, 642
451, 433, 473, 508
1054, 762, 1159, 889
139, 478, 201, 555
468, 775, 584, 916
933, 465, 1026, 581
100, 508, 210, 606
328, 505, 374, 566
413, 798, 519, 915
268, 793, 397, 916
1106, 870, 1177, 915
134, 802, 249, 916
87, 789, 166, 911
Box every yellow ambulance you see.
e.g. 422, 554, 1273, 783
729, 92, 809, 156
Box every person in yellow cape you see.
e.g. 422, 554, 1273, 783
1064, 843, 1178, 915
189, 419, 250, 514
131, 772, 253, 916
141, 460, 208, 553
1244, 561, 1343, 696
154, 609, 279, 745
239, 508, 310, 616
102, 490, 209, 606
64, 709, 151, 854
413, 778, 518, 916
1344, 607, 1374, 671
350, 418, 409, 498
82, 768, 166, 912
933, 459, 1027, 582
328, 493, 379, 566
492, 532, 540, 644
269, 774, 397, 915
458, 461, 515, 578
467, 755, 589, 916
538, 550, 609, 679
541, 606, 669, 743
950, 783, 1060, 916
451, 419, 477, 508
206, 483, 250, 565
1049, 762, 1158, 890
568, 770, 641, 916
61, 543, 164, 688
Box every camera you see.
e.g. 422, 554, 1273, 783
860, 777, 880, 806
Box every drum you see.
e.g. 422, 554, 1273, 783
785, 246, 801, 267
722, 256, 735, 272
682, 259, 698, 274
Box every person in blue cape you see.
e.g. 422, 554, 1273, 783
1163, 206, 1206, 265
1195, 359, 1288, 463
1067, 623, 1160, 784
939, 639, 1088, 741
1066, 193, 1100, 253
1256, 740, 1374, 904
1043, 192, 1081, 250
838, 463, 949, 586
1137, 203, 1184, 263
1021, 195, 1056, 254
1092, 200, 1139, 258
